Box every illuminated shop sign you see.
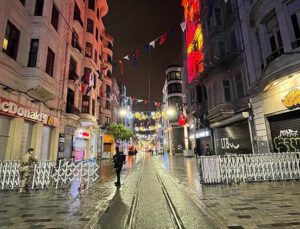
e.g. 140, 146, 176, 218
282, 88, 300, 109
75, 129, 90, 138
182, 0, 204, 83
0, 97, 56, 126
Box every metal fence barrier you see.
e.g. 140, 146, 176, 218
0, 159, 100, 191
200, 153, 300, 184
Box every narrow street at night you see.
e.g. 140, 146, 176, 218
1, 153, 300, 228
1, 0, 300, 228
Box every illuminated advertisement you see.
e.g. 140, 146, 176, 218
182, 0, 204, 83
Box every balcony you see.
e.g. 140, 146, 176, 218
68, 70, 80, 81
207, 103, 235, 123
79, 112, 98, 127
266, 47, 284, 64
71, 38, 82, 53
66, 105, 80, 115
73, 12, 83, 27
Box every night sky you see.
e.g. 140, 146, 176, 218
103, 0, 184, 104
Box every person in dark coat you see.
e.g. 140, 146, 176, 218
113, 147, 126, 187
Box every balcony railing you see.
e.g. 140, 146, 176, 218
66, 105, 80, 116
68, 70, 79, 81
266, 47, 284, 64
73, 12, 83, 27
71, 38, 82, 53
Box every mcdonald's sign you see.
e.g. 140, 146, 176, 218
47, 116, 55, 126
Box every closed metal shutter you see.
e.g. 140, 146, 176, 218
214, 120, 251, 155
0, 116, 12, 160
268, 109, 300, 153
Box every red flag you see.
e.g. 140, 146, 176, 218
159, 34, 167, 45
178, 113, 187, 126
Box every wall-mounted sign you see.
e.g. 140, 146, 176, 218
282, 88, 300, 109
75, 129, 90, 138
0, 97, 57, 127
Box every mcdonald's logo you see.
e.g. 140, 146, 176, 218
47, 116, 55, 126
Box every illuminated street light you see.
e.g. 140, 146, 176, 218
119, 108, 128, 117
166, 106, 176, 117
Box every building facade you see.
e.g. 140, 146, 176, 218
239, 0, 300, 153
183, 0, 300, 155
162, 65, 188, 154
0, 0, 68, 161
0, 0, 114, 161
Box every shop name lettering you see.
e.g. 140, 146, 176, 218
0, 99, 48, 122
274, 129, 300, 152
221, 138, 240, 149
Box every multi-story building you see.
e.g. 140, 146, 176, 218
239, 0, 300, 153
60, 0, 112, 161
184, 0, 300, 155
199, 0, 254, 155
0, 0, 114, 161
0, 0, 68, 161
162, 65, 189, 154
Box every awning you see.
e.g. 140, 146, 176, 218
210, 112, 249, 129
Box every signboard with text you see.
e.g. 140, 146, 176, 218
0, 97, 58, 127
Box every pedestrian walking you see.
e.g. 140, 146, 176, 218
113, 147, 126, 187
194, 147, 198, 157
134, 148, 137, 157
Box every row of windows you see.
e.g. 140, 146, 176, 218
66, 88, 111, 125
2, 20, 56, 77
167, 71, 182, 81
207, 73, 245, 108
167, 83, 182, 94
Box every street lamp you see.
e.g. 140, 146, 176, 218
166, 106, 176, 117
119, 108, 128, 117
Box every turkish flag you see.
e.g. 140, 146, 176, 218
178, 113, 187, 126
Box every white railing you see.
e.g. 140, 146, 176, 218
53, 159, 100, 190
0, 159, 100, 191
0, 161, 20, 190
200, 153, 300, 184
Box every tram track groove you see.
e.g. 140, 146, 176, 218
155, 169, 186, 229
125, 155, 144, 229
167, 165, 226, 229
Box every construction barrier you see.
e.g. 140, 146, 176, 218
200, 153, 300, 184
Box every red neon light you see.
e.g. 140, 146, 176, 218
182, 0, 204, 83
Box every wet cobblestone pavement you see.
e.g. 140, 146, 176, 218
0, 159, 133, 229
1, 153, 300, 229
156, 154, 300, 229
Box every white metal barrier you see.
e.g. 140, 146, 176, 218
53, 159, 100, 190
0, 159, 100, 191
200, 153, 300, 184
0, 161, 20, 190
